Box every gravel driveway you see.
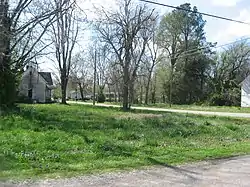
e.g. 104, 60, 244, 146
2, 155, 250, 187
68, 101, 250, 119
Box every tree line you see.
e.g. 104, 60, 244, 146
1, 0, 250, 111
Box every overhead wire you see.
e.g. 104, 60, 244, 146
139, 0, 250, 26
137, 0, 250, 60
167, 39, 250, 61
168, 37, 250, 60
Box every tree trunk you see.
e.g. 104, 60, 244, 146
79, 83, 84, 101
122, 61, 130, 110
114, 88, 117, 102
151, 90, 156, 104
0, 3, 14, 108
169, 66, 174, 107
145, 86, 149, 105
162, 94, 166, 103
0, 57, 15, 108
140, 83, 143, 105
129, 74, 138, 105
108, 84, 111, 102
122, 83, 129, 110
118, 84, 121, 102
129, 81, 134, 107
151, 74, 157, 104
61, 72, 68, 104
61, 85, 67, 104
114, 82, 119, 102
145, 72, 152, 105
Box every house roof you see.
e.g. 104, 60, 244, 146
39, 72, 53, 85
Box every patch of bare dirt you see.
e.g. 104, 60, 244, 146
114, 113, 162, 120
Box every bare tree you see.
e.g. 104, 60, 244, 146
8, 0, 76, 71
95, 0, 157, 110
70, 52, 91, 101
51, 0, 79, 104
143, 29, 162, 105
106, 55, 123, 102
0, 0, 71, 106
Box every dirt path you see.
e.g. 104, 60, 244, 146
2, 155, 250, 187
68, 101, 250, 118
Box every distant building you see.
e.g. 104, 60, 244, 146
19, 65, 55, 103
68, 90, 92, 100
66, 76, 78, 99
241, 75, 250, 107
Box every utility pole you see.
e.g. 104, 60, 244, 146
93, 50, 97, 105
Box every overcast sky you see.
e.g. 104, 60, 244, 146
41, 0, 250, 71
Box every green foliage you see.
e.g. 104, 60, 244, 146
52, 85, 62, 100
209, 94, 227, 106
206, 42, 250, 106
152, 3, 249, 107
0, 66, 18, 108
16, 94, 32, 104
0, 104, 250, 179
157, 3, 215, 105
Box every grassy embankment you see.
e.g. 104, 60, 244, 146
0, 104, 250, 180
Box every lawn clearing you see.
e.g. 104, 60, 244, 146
0, 104, 250, 180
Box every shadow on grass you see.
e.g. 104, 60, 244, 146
147, 157, 199, 181
5, 104, 145, 144
147, 157, 198, 175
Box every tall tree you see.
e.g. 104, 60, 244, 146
0, 0, 69, 107
177, 4, 213, 104
70, 52, 91, 101
143, 33, 161, 105
208, 41, 250, 106
158, 3, 213, 105
157, 7, 182, 107
95, 0, 157, 110
51, 0, 79, 104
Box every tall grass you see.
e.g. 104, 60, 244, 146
0, 104, 249, 180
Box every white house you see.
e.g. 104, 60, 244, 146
69, 90, 82, 100
241, 75, 250, 107
19, 66, 55, 103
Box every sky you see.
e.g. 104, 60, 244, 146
80, 0, 250, 44
41, 0, 250, 71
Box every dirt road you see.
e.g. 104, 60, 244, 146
2, 155, 250, 187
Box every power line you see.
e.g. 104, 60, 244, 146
167, 38, 250, 60
139, 0, 250, 26
171, 37, 250, 58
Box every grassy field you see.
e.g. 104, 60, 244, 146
0, 104, 250, 180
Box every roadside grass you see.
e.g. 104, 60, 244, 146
98, 101, 250, 113
0, 104, 250, 180
143, 103, 250, 113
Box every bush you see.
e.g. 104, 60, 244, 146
0, 67, 17, 108
209, 94, 227, 106
97, 93, 106, 103
16, 94, 33, 104
97, 87, 106, 103
208, 88, 241, 107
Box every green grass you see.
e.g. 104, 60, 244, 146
0, 104, 250, 180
